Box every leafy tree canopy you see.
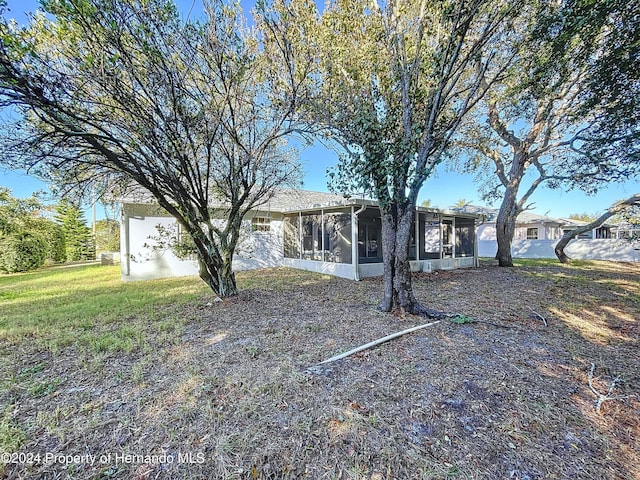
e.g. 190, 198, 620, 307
0, 0, 310, 296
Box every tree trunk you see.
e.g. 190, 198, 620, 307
188, 224, 239, 298
196, 250, 238, 298
495, 194, 519, 267
555, 193, 640, 263
554, 234, 573, 264
378, 205, 444, 319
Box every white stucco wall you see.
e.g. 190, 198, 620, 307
121, 203, 286, 281
478, 239, 639, 262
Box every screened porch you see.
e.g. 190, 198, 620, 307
281, 203, 479, 280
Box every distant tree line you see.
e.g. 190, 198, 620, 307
0, 189, 118, 273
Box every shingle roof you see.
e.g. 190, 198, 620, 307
119, 186, 355, 212
261, 188, 352, 211
451, 204, 565, 225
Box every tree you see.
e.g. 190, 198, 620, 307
453, 198, 471, 208
0, 186, 40, 234
555, 194, 640, 263
0, 231, 47, 272
261, 0, 520, 315
95, 218, 120, 252
54, 200, 95, 261
456, 0, 639, 267
567, 213, 597, 223
29, 216, 67, 262
0, 187, 65, 268
0, 0, 309, 297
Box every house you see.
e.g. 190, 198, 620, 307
557, 217, 613, 239
453, 205, 638, 262
454, 205, 565, 241
120, 189, 482, 282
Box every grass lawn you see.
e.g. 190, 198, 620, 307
0, 260, 638, 479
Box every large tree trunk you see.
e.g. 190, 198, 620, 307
195, 246, 239, 298
494, 149, 529, 267
495, 193, 520, 267
378, 205, 444, 319
555, 193, 640, 263
185, 219, 239, 298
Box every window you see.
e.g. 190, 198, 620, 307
324, 213, 352, 264
251, 216, 271, 232
419, 212, 441, 260
455, 218, 475, 257
358, 216, 382, 263
283, 215, 300, 258
301, 214, 322, 260
526, 228, 538, 239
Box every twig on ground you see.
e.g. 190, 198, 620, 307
530, 309, 548, 327
310, 320, 441, 367
587, 363, 633, 413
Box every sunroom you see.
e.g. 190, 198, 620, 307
281, 200, 480, 280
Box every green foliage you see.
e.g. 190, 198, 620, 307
54, 200, 95, 261
0, 0, 306, 297
0, 189, 66, 266
449, 314, 475, 324
144, 223, 197, 260
568, 213, 597, 223
95, 218, 119, 252
0, 231, 47, 273
530, 0, 639, 166
29, 217, 67, 262
0, 187, 42, 235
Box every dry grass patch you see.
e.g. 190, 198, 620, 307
0, 261, 638, 479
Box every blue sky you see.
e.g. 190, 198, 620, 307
1, 0, 637, 219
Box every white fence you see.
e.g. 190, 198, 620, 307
478, 239, 640, 262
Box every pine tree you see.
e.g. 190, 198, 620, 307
54, 201, 95, 261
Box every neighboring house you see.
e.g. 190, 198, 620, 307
120, 189, 482, 282
614, 222, 640, 240
557, 217, 613, 239
453, 205, 638, 262
453, 205, 564, 241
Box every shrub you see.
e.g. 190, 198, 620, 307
28, 218, 67, 263
0, 232, 47, 273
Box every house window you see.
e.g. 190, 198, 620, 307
323, 212, 352, 264
455, 218, 475, 257
301, 214, 322, 261
251, 216, 271, 232
283, 215, 300, 258
526, 228, 538, 239
358, 216, 382, 263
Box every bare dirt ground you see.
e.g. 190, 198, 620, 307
2, 260, 639, 479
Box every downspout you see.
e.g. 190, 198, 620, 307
414, 207, 420, 262
352, 204, 367, 281
475, 215, 485, 267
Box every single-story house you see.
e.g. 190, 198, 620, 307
452, 205, 565, 241
120, 189, 482, 282
557, 217, 613, 239
452, 205, 638, 261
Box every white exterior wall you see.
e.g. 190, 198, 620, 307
281, 258, 356, 279
121, 204, 285, 281
478, 239, 639, 262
